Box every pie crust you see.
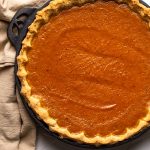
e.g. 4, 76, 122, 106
17, 0, 150, 145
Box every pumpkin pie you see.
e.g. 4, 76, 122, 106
17, 0, 150, 145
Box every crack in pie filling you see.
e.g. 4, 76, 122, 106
17, 0, 150, 145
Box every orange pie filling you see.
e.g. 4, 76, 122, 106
26, 1, 150, 137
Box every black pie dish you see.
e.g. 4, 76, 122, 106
7, 0, 150, 149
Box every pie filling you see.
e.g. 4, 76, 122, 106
26, 1, 150, 137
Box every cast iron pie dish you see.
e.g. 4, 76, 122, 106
9, 0, 150, 147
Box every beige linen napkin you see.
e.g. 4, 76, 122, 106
0, 0, 47, 150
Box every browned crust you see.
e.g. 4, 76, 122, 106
17, 0, 150, 145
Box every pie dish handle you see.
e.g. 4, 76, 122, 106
7, 7, 37, 51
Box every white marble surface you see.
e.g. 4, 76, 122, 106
36, 0, 150, 149
143, 0, 150, 5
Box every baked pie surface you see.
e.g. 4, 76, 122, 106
17, 0, 150, 145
